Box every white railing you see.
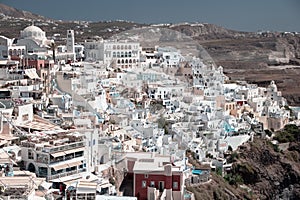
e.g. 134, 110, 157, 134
47, 168, 86, 181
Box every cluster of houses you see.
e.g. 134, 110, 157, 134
0, 24, 296, 200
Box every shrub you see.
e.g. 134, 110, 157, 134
224, 173, 244, 185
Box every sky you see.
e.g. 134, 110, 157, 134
1, 0, 300, 32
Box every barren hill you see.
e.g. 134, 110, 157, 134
0, 3, 47, 20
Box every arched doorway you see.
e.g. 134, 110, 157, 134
28, 163, 36, 173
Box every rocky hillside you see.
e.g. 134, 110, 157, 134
166, 23, 300, 105
189, 138, 300, 200
187, 173, 253, 200
227, 138, 300, 199
0, 3, 46, 20
1, 3, 300, 105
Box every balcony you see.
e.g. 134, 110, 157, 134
47, 168, 86, 181
42, 141, 85, 154
50, 151, 84, 164
11, 83, 43, 92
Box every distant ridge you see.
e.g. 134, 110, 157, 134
0, 3, 48, 20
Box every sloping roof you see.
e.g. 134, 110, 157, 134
24, 68, 40, 79
15, 114, 62, 131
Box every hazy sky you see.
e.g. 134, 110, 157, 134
2, 0, 300, 32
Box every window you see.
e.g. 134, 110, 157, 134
28, 149, 34, 159
173, 182, 178, 189
150, 181, 155, 187
144, 174, 148, 178
142, 180, 147, 188
22, 114, 29, 121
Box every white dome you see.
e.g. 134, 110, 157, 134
23, 25, 43, 33
20, 25, 46, 41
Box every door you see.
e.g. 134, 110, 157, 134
159, 181, 164, 192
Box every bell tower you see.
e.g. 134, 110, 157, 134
66, 30, 75, 61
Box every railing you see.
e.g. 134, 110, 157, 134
49, 154, 84, 164
185, 174, 210, 187
36, 157, 49, 164
47, 168, 86, 181
21, 141, 85, 154
43, 141, 85, 153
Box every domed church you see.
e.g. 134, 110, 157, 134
17, 24, 52, 54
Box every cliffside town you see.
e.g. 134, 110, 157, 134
0, 4, 300, 200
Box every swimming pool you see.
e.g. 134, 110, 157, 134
192, 169, 203, 175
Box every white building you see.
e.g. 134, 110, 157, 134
148, 84, 185, 101
17, 25, 52, 54
0, 35, 26, 61
56, 30, 79, 62
192, 59, 225, 98
85, 39, 140, 68
156, 47, 183, 67
20, 130, 87, 181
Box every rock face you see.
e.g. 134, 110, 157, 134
232, 140, 300, 199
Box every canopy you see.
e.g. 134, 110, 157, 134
25, 68, 40, 79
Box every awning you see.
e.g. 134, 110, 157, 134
25, 68, 40, 79
67, 161, 82, 168
40, 181, 52, 190
64, 147, 85, 155
76, 181, 97, 194
0, 60, 19, 65
51, 151, 66, 158
0, 140, 8, 146
52, 163, 68, 171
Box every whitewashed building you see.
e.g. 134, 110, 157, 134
17, 25, 52, 54
84, 39, 140, 68
0, 35, 26, 63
